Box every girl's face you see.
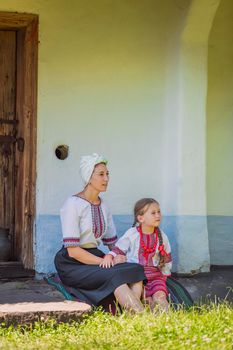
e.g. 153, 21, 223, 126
89, 163, 109, 192
137, 202, 161, 228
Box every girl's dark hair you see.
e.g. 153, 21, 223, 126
133, 197, 165, 267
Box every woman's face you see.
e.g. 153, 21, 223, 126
89, 163, 109, 192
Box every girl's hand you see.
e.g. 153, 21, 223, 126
99, 254, 114, 268
113, 254, 126, 265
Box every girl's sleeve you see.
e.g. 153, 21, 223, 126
108, 230, 132, 257
101, 205, 118, 246
60, 198, 81, 247
160, 232, 172, 276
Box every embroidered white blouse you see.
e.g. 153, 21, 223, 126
60, 196, 117, 248
109, 227, 172, 276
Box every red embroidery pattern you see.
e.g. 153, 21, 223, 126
63, 237, 80, 247
111, 246, 126, 256
137, 225, 158, 265
91, 204, 106, 238
102, 236, 118, 244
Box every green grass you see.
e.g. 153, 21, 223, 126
0, 303, 232, 350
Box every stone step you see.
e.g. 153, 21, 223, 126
0, 301, 91, 326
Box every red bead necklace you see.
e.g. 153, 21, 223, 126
137, 225, 158, 264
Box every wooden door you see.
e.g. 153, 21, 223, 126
0, 13, 38, 276
0, 31, 17, 261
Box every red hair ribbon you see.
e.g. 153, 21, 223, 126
158, 244, 167, 256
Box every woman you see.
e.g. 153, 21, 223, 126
54, 153, 146, 312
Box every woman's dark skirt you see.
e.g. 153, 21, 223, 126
54, 247, 147, 306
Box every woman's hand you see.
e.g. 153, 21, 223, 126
113, 254, 126, 265
99, 254, 114, 268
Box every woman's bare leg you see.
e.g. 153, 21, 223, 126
151, 291, 169, 312
114, 284, 144, 313
129, 281, 143, 300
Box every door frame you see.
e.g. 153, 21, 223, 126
0, 12, 38, 269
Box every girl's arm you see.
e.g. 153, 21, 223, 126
107, 244, 115, 251
108, 229, 132, 259
101, 229, 133, 268
113, 254, 126, 264
160, 233, 172, 276
67, 246, 103, 265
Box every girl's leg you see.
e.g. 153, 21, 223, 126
129, 281, 143, 300
140, 285, 153, 309
114, 284, 144, 313
151, 291, 169, 312
144, 296, 153, 309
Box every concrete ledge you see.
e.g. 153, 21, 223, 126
0, 301, 91, 326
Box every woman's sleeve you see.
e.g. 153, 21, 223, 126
101, 205, 118, 246
60, 198, 81, 247
160, 232, 172, 276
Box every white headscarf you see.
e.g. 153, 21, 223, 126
80, 153, 108, 185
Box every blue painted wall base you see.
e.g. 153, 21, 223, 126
207, 216, 233, 265
35, 214, 233, 274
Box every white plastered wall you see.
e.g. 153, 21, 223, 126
0, 0, 221, 273
163, 0, 221, 272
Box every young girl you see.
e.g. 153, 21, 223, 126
108, 198, 172, 312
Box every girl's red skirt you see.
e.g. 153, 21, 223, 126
144, 266, 168, 298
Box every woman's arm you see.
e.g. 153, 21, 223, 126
67, 246, 103, 265
101, 203, 118, 247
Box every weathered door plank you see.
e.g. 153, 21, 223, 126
0, 31, 16, 259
